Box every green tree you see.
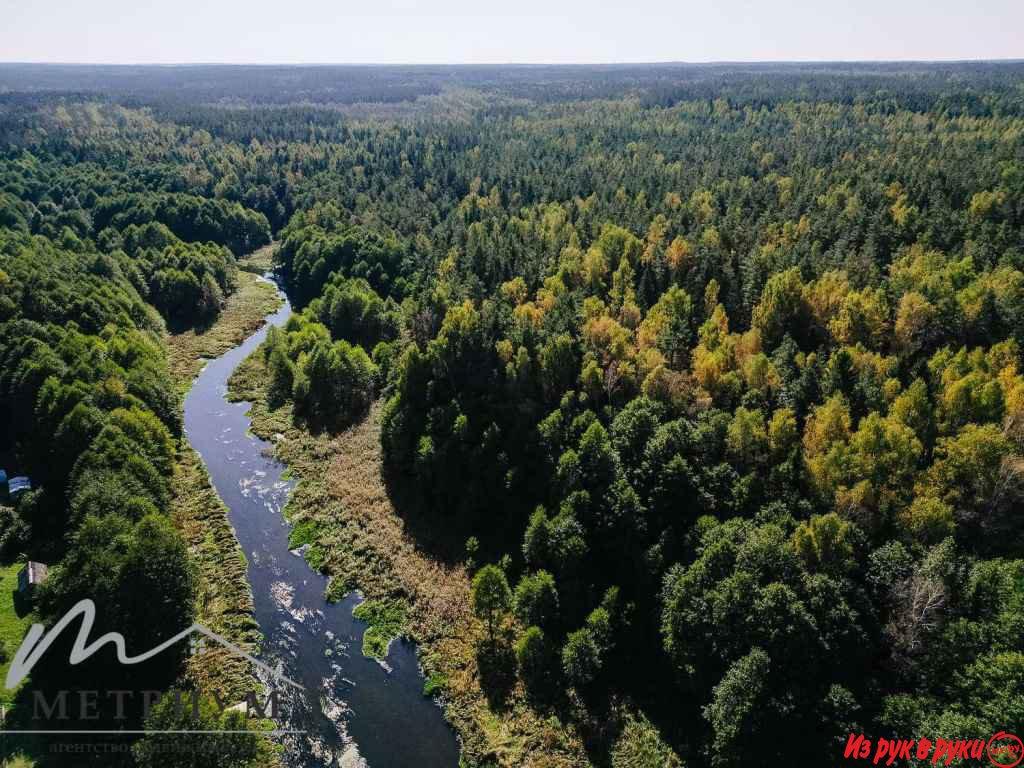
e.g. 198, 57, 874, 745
513, 570, 560, 630
562, 627, 602, 688
751, 268, 810, 348
472, 564, 511, 646
267, 345, 295, 407
726, 407, 768, 468
704, 648, 771, 768
118, 515, 196, 687
515, 626, 553, 695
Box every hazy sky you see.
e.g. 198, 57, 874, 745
1, 0, 1021, 64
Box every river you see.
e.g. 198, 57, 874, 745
182, 277, 460, 768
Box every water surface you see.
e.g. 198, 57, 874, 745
183, 279, 459, 767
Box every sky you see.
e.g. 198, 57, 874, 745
1, 0, 1021, 65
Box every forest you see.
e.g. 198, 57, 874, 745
1, 61, 1023, 767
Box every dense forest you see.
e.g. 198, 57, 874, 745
1, 61, 1024, 767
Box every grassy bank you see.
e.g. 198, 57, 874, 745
228, 349, 589, 767
0, 562, 36, 708
166, 265, 282, 703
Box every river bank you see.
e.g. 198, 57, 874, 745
227, 348, 590, 767
167, 261, 283, 715
181, 270, 460, 767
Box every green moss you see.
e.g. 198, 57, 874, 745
325, 576, 355, 603
287, 520, 330, 572
423, 671, 448, 698
305, 542, 327, 572
352, 598, 407, 659
288, 519, 320, 550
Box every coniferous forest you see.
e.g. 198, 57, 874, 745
1, 62, 1024, 767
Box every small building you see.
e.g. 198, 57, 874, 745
18, 561, 48, 594
7, 476, 31, 499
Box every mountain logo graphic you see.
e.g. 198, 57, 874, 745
6, 598, 303, 691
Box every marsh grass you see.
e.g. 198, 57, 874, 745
237, 243, 277, 274
170, 446, 262, 700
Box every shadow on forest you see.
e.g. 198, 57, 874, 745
474, 635, 517, 711
378, 441, 700, 763
11, 588, 32, 618
381, 463, 477, 566
166, 313, 218, 336
288, 401, 375, 441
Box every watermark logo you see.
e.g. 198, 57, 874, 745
988, 732, 1024, 768
1, 598, 303, 736
844, 732, 1023, 766
6, 598, 301, 691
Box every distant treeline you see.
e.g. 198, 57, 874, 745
2, 61, 1024, 115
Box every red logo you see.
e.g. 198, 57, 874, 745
988, 732, 1023, 768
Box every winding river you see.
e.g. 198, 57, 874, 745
182, 277, 460, 768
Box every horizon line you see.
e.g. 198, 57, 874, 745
1, 58, 1023, 68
